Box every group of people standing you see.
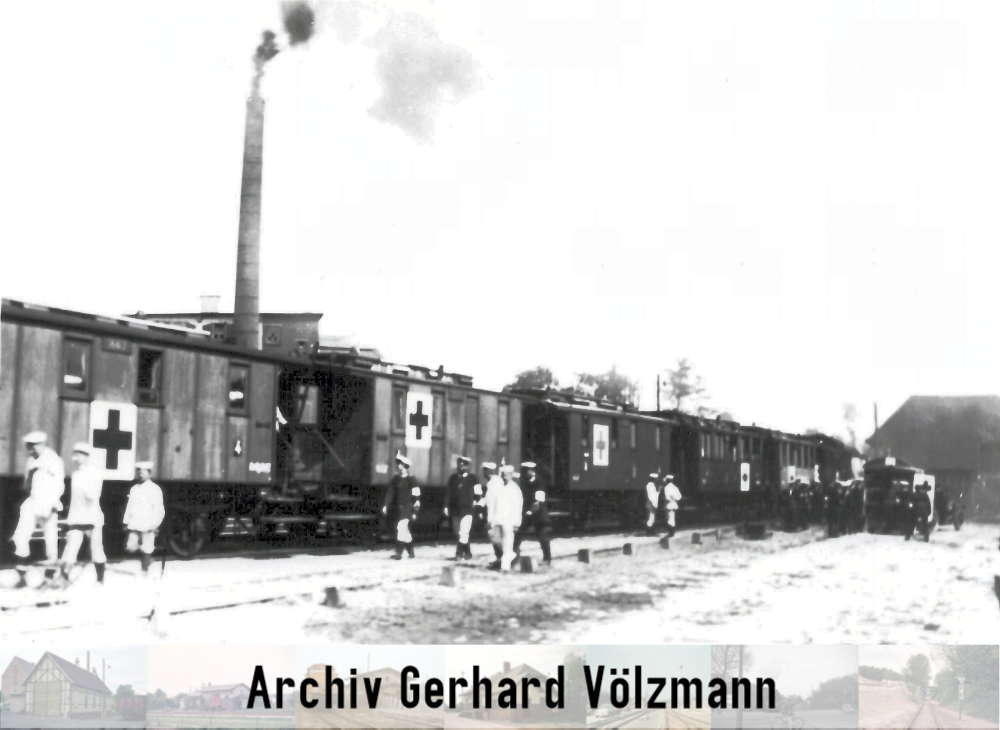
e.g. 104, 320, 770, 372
381, 454, 552, 571
9, 431, 165, 587
644, 472, 682, 537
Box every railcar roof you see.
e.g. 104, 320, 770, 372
513, 389, 672, 423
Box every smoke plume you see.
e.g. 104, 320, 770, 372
367, 13, 482, 143
282, 1, 316, 46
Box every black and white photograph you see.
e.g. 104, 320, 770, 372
2, 0, 1000, 650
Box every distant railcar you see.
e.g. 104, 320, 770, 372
516, 390, 674, 527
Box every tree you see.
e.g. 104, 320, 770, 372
903, 654, 931, 695
859, 666, 904, 682
712, 646, 753, 683
661, 358, 710, 414
561, 652, 588, 724
505, 366, 559, 392
937, 645, 999, 722
148, 688, 168, 710
574, 366, 639, 405
115, 685, 135, 698
807, 675, 858, 710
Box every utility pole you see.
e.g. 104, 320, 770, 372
736, 646, 744, 730
656, 374, 661, 411
958, 676, 965, 720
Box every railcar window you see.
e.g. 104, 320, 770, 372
228, 363, 250, 413
465, 395, 479, 440
655, 425, 662, 451
433, 391, 446, 438
498, 400, 509, 443
630, 422, 637, 450
62, 338, 91, 397
582, 416, 590, 448
137, 349, 163, 406
391, 387, 406, 432
610, 419, 619, 450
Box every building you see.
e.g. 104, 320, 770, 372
867, 395, 1000, 508
459, 662, 554, 723
22, 652, 113, 719
2, 656, 36, 713
130, 304, 381, 361
181, 683, 251, 712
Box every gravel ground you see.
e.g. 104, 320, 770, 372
2, 523, 997, 644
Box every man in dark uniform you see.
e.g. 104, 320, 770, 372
900, 488, 917, 540
845, 480, 864, 533
825, 481, 843, 538
444, 455, 480, 560
914, 483, 933, 542
512, 461, 552, 566
381, 454, 420, 559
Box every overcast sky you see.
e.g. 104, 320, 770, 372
859, 645, 944, 679
743, 645, 857, 698
146, 645, 295, 696
2, 0, 997, 439
0, 645, 148, 694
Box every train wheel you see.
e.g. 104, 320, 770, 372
168, 514, 208, 558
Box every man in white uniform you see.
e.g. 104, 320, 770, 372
485, 464, 523, 572
479, 461, 502, 565
644, 472, 663, 534
663, 474, 683, 537
61, 442, 107, 583
11, 431, 65, 586
124, 461, 165, 574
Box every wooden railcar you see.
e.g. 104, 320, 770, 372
515, 390, 674, 527
0, 299, 524, 557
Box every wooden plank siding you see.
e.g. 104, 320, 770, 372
0, 322, 20, 474
193, 354, 227, 480
15, 326, 61, 466
160, 349, 197, 480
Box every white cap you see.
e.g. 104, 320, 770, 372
663, 474, 674, 481
395, 454, 412, 467
649, 472, 660, 479
22, 431, 47, 445
520, 461, 537, 469
72, 442, 92, 455
500, 464, 515, 476
481, 461, 497, 471
136, 461, 154, 471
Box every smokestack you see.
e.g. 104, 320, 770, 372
231, 32, 277, 350
87, 652, 90, 672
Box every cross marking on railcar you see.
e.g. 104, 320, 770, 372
93, 409, 134, 470
409, 401, 429, 439
595, 433, 607, 462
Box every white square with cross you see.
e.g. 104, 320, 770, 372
404, 390, 433, 449
592, 423, 610, 466
89, 401, 138, 480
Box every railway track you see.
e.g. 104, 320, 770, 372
907, 700, 941, 729
296, 707, 442, 729
593, 707, 709, 729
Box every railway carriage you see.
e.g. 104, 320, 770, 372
515, 390, 674, 527
0, 299, 523, 558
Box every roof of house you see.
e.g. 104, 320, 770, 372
4, 656, 36, 685
867, 395, 1000, 471
24, 653, 112, 695
461, 663, 549, 698
194, 683, 250, 694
